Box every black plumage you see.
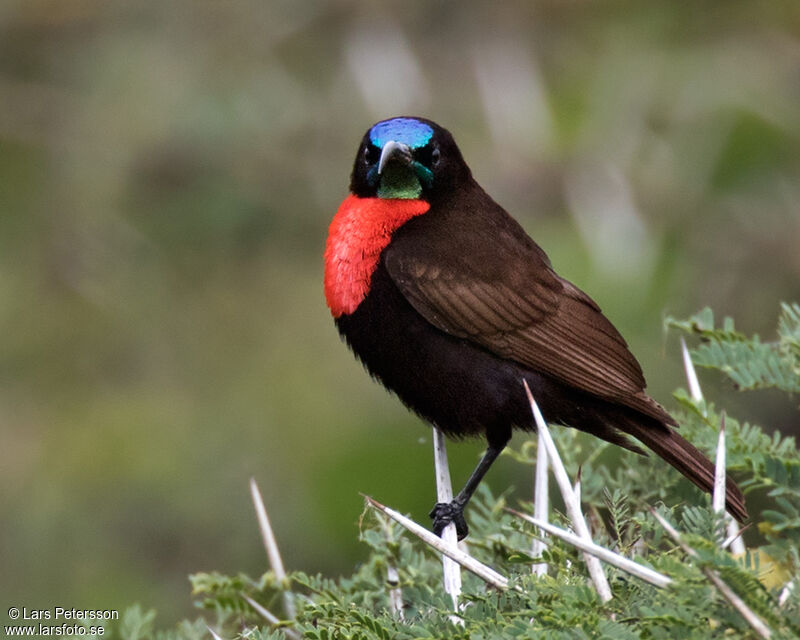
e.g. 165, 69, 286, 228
326, 117, 747, 538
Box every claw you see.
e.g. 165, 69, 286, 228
429, 501, 469, 540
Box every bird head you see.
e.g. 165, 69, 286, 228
350, 117, 470, 200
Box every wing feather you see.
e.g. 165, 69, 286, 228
384, 225, 671, 423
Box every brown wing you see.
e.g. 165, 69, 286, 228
384, 219, 673, 424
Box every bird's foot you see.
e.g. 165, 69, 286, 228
429, 501, 469, 540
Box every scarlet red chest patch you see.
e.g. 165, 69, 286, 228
324, 195, 430, 317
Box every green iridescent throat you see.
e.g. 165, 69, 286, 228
377, 162, 432, 199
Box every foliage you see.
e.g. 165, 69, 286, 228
665, 303, 800, 393
102, 305, 800, 639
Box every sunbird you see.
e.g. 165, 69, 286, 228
324, 117, 746, 539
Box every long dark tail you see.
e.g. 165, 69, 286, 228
620, 418, 748, 523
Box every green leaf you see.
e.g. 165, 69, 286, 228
119, 606, 157, 640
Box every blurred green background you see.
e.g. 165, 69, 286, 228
1, 0, 799, 623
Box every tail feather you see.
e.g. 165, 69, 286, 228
620, 418, 748, 523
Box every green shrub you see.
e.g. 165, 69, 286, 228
101, 305, 800, 639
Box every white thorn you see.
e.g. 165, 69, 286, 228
713, 414, 727, 516
206, 626, 226, 640
722, 519, 746, 553
778, 580, 795, 608
386, 564, 404, 619
241, 594, 301, 640
681, 337, 704, 403
509, 509, 673, 589
523, 380, 613, 602
432, 428, 463, 616
531, 437, 549, 577
364, 495, 511, 591
651, 509, 771, 639
711, 415, 745, 553
250, 478, 295, 619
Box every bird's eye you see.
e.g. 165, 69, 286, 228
364, 145, 379, 165
431, 146, 441, 167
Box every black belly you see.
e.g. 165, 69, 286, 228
335, 262, 609, 448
